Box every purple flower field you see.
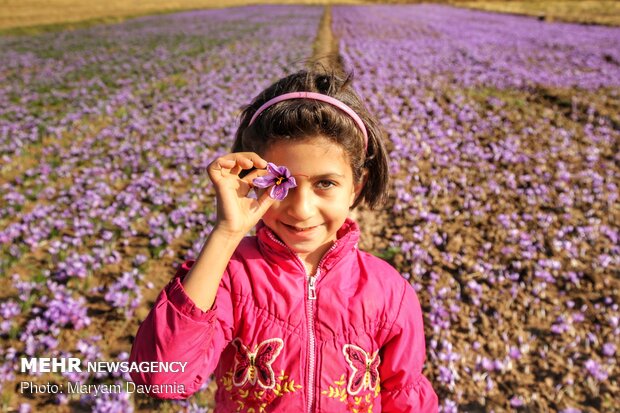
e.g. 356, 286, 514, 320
1, 6, 321, 412
1, 3, 619, 412
333, 4, 619, 412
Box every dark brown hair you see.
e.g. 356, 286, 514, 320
232, 68, 389, 209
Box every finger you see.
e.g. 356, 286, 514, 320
209, 153, 267, 181
251, 189, 277, 215
230, 164, 243, 175
208, 158, 236, 178
237, 178, 254, 197
210, 158, 235, 170
231, 152, 268, 170
228, 154, 264, 176
241, 168, 267, 185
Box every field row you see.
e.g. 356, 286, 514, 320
0, 6, 322, 412
333, 5, 619, 412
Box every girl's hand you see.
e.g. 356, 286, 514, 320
207, 152, 276, 237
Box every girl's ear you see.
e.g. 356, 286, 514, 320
350, 169, 368, 207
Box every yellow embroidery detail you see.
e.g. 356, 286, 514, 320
321, 373, 380, 413
219, 369, 302, 413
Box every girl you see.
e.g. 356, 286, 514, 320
129, 69, 438, 412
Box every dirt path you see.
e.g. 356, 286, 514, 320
311, 6, 393, 255
312, 6, 342, 71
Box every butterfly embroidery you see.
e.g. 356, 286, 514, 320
342, 344, 381, 395
232, 337, 284, 389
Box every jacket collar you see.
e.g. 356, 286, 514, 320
256, 217, 360, 275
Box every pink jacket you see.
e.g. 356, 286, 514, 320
129, 218, 438, 412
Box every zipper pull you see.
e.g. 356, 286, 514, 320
308, 276, 317, 300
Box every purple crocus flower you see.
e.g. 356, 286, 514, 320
252, 162, 297, 200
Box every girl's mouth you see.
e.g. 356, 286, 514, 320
283, 223, 319, 233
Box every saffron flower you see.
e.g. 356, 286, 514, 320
252, 163, 297, 200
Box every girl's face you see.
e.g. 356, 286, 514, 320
260, 137, 362, 269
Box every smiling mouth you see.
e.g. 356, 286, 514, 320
284, 223, 319, 232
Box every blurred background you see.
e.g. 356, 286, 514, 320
0, 1, 618, 412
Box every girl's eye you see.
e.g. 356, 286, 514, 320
316, 180, 336, 190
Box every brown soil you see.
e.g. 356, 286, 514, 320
311, 6, 393, 255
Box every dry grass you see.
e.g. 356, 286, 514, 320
0, 0, 365, 33
449, 0, 620, 26
4, 1, 617, 34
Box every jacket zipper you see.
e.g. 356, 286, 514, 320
305, 242, 338, 413
264, 229, 339, 413
306, 273, 317, 413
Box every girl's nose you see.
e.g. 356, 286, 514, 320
285, 186, 315, 221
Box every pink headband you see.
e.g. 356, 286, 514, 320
248, 91, 368, 150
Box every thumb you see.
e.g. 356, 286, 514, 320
252, 189, 276, 217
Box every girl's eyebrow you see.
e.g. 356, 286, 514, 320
292, 173, 345, 179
